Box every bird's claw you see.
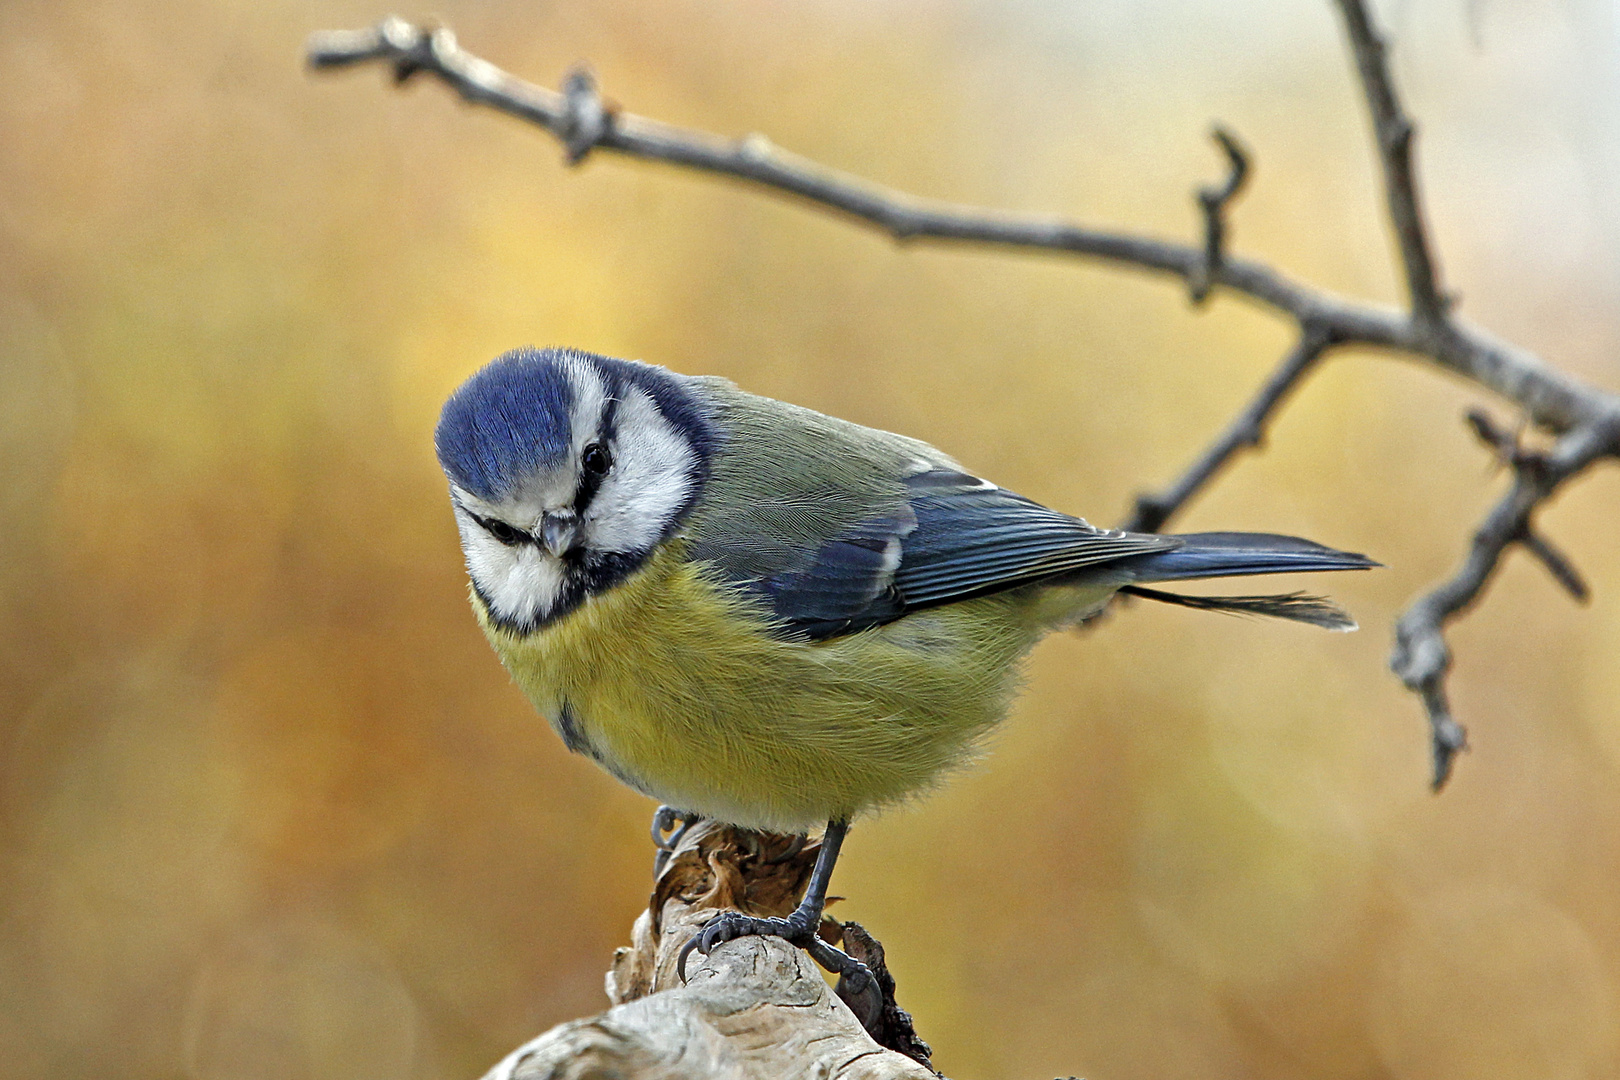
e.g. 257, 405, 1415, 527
805, 935, 883, 1029
674, 910, 879, 1020
676, 910, 800, 981
651, 806, 701, 875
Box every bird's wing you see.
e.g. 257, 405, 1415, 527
719, 469, 1180, 641
892, 470, 1178, 605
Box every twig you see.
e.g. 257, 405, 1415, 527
1332, 0, 1449, 327
1123, 324, 1333, 533
1518, 530, 1589, 603
1390, 418, 1616, 788
1188, 126, 1251, 305
306, 10, 1620, 786
1462, 409, 1592, 600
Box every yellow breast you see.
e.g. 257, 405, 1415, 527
475, 544, 1050, 832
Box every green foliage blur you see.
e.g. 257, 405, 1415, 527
4, 1, 1620, 1077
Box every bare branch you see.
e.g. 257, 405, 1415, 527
1465, 406, 1522, 462
304, 18, 1619, 440
1391, 420, 1617, 788
1188, 126, 1251, 305
1518, 530, 1590, 603
306, 13, 1620, 787
1462, 409, 1591, 601
1331, 0, 1449, 326
1123, 324, 1333, 533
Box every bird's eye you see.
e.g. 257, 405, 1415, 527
582, 442, 613, 477
481, 517, 526, 546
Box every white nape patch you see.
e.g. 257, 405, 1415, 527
451, 485, 565, 627
561, 355, 611, 462
582, 385, 697, 554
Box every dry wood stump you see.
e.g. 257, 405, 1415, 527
481, 820, 939, 1080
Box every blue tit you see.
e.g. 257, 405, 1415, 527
434, 345, 1374, 996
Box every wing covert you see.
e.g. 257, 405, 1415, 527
715, 469, 1180, 640
893, 471, 1179, 606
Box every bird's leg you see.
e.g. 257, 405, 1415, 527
651, 805, 701, 876
677, 819, 879, 1017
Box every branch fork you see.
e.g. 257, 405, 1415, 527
1393, 411, 1614, 786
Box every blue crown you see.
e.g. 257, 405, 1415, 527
436, 346, 578, 500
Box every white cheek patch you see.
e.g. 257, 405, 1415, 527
583, 386, 697, 554
454, 506, 565, 626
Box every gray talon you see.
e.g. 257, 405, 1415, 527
651, 806, 701, 875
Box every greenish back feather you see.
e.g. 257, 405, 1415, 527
678, 379, 958, 585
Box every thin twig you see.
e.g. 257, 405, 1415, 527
1461, 408, 1591, 601
1518, 530, 1590, 603
1465, 406, 1522, 462
1123, 324, 1334, 533
1188, 126, 1251, 305
1332, 0, 1449, 327
1391, 419, 1616, 788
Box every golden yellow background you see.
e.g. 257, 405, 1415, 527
4, 1, 1620, 1077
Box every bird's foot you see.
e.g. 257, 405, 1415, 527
651, 806, 702, 875
680, 909, 807, 966
676, 908, 881, 1023
806, 934, 884, 1028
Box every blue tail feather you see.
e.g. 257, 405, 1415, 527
1119, 531, 1377, 584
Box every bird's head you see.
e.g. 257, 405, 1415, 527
435, 346, 717, 634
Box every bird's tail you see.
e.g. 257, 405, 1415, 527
1113, 532, 1377, 632
1118, 584, 1358, 631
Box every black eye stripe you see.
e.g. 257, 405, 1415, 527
473, 513, 532, 547
573, 393, 622, 512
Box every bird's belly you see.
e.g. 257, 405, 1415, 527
477, 547, 1041, 832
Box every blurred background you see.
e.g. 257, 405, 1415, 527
3, 0, 1620, 1077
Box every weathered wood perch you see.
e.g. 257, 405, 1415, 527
480, 820, 940, 1080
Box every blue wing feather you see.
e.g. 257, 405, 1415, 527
749, 470, 1178, 639
757, 509, 915, 638
896, 476, 1177, 605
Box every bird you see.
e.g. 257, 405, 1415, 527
434, 344, 1375, 1003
